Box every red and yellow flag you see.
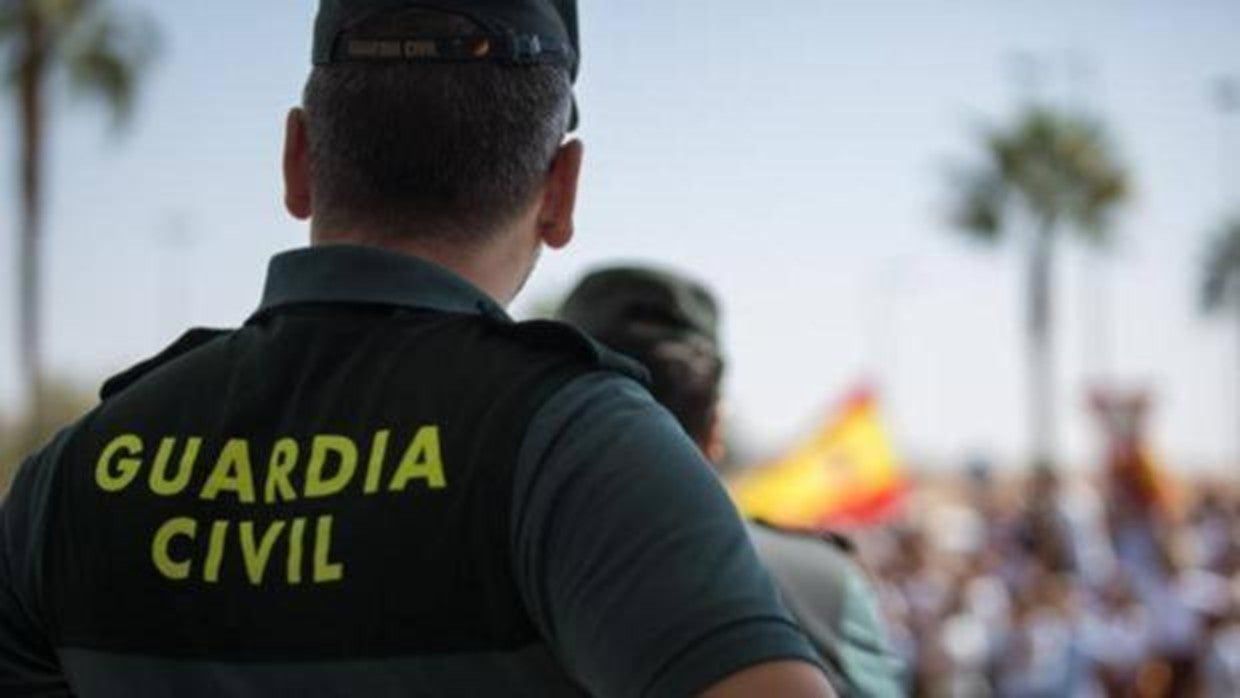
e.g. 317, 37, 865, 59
729, 388, 905, 529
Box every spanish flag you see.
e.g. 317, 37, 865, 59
729, 388, 905, 529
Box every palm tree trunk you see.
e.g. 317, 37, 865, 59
1235, 296, 1240, 470
17, 4, 48, 437
1029, 221, 1056, 470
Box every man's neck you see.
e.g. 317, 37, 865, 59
311, 230, 534, 307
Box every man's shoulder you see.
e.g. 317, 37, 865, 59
483, 316, 650, 386
99, 327, 234, 402
744, 522, 903, 696
743, 521, 861, 622
89, 314, 651, 444
747, 520, 858, 562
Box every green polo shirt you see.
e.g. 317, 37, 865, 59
0, 245, 820, 697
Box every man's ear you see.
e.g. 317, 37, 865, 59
536, 139, 583, 249
283, 108, 313, 221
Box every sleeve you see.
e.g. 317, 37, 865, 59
511, 372, 822, 698
746, 523, 902, 697
834, 565, 905, 698
0, 438, 71, 697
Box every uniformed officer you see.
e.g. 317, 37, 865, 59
0, 2, 836, 697
558, 266, 906, 697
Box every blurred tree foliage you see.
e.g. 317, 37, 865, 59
948, 106, 1129, 469
1201, 217, 1240, 313
1, 0, 158, 437
0, 379, 98, 493
1201, 217, 1240, 461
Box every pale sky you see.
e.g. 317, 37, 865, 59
2, 0, 1239, 471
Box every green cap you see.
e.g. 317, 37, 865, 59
312, 0, 580, 127
559, 266, 724, 439
558, 266, 721, 355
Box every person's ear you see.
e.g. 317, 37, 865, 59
283, 108, 313, 220
536, 139, 583, 249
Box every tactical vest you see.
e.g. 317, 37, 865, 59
41, 303, 644, 664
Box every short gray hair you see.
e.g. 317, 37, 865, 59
302, 10, 572, 243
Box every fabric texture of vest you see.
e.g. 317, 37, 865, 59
41, 302, 645, 664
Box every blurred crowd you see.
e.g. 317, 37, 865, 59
857, 469, 1240, 697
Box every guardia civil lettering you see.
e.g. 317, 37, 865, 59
93, 428, 447, 585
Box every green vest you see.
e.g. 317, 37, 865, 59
46, 302, 643, 664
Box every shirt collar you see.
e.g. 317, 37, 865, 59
254, 244, 511, 321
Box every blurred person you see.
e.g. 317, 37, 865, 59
917, 552, 1011, 697
0, 3, 837, 697
962, 552, 1013, 689
873, 527, 942, 696
845, 472, 1240, 696
1213, 537, 1240, 695
558, 266, 902, 698
1079, 572, 1151, 696
1124, 533, 1208, 696
964, 456, 1022, 561
934, 585, 995, 697
895, 529, 953, 645
875, 582, 920, 695
1203, 598, 1240, 697
1188, 488, 1233, 573
1016, 468, 1079, 575
996, 567, 1089, 698
1059, 477, 1119, 589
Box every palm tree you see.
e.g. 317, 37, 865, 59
1201, 218, 1240, 462
1202, 219, 1240, 313
0, 0, 157, 435
949, 107, 1129, 469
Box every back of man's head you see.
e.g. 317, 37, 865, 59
558, 267, 725, 449
302, 3, 575, 243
